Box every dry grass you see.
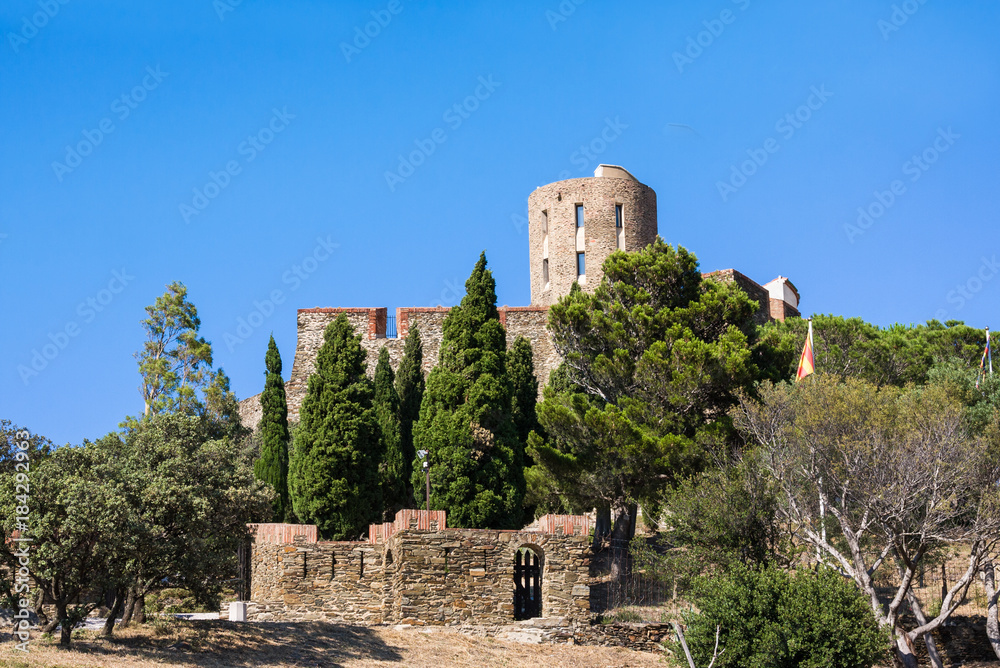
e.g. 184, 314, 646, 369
0, 619, 665, 668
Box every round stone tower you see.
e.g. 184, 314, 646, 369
528, 164, 658, 306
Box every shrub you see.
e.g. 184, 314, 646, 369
674, 565, 886, 668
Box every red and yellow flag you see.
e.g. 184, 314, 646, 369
796, 319, 815, 381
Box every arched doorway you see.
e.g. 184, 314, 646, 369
514, 546, 542, 620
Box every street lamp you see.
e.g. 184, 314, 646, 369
417, 450, 430, 513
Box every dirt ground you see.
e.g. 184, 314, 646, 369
0, 620, 665, 668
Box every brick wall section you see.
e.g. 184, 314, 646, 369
528, 175, 658, 307
769, 297, 800, 321
246, 510, 592, 626
250, 523, 317, 545
703, 269, 774, 326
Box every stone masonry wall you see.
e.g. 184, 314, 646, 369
239, 305, 559, 429
386, 528, 591, 626
248, 538, 385, 624
528, 174, 658, 307
246, 511, 592, 626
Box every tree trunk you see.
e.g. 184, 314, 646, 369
132, 593, 146, 624
906, 587, 944, 668
609, 503, 638, 585
119, 587, 137, 627
894, 628, 919, 668
595, 505, 612, 545
56, 602, 72, 646
982, 558, 1000, 660
101, 589, 126, 637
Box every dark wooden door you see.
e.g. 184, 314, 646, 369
514, 549, 541, 620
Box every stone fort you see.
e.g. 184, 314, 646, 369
246, 510, 592, 625
238, 164, 800, 429
238, 165, 801, 627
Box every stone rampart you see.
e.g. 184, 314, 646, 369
246, 510, 592, 627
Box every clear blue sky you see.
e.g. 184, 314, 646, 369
2, 0, 997, 446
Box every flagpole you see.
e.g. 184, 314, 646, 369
989, 327, 993, 375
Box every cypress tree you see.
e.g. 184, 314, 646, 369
289, 315, 382, 539
254, 335, 291, 522
508, 336, 541, 445
412, 252, 526, 529
374, 347, 406, 520
395, 325, 424, 500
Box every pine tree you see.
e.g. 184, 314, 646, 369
288, 315, 382, 539
394, 326, 424, 500
508, 336, 541, 445
374, 347, 406, 520
412, 252, 526, 529
254, 335, 291, 522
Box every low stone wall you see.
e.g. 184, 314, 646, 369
385, 528, 591, 626
247, 511, 593, 627
249, 538, 385, 624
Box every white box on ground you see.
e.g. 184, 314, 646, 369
229, 601, 247, 622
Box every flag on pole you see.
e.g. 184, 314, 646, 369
977, 327, 992, 389
796, 319, 815, 381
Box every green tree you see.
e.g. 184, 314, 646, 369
103, 412, 270, 632
412, 252, 526, 529
734, 376, 1000, 668
676, 565, 885, 668
508, 336, 541, 445
394, 325, 424, 501
756, 315, 988, 386
528, 239, 760, 545
374, 346, 407, 520
289, 315, 383, 539
134, 282, 213, 416
654, 456, 783, 594
254, 335, 291, 522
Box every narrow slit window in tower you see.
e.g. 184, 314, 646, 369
575, 204, 584, 228
616, 204, 624, 250
577, 252, 585, 278
542, 259, 549, 287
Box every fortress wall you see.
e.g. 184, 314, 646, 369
239, 305, 555, 430
246, 511, 592, 626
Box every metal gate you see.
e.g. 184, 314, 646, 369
237, 537, 252, 601
514, 549, 541, 620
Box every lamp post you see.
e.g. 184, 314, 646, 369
417, 450, 430, 513
423, 460, 430, 513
